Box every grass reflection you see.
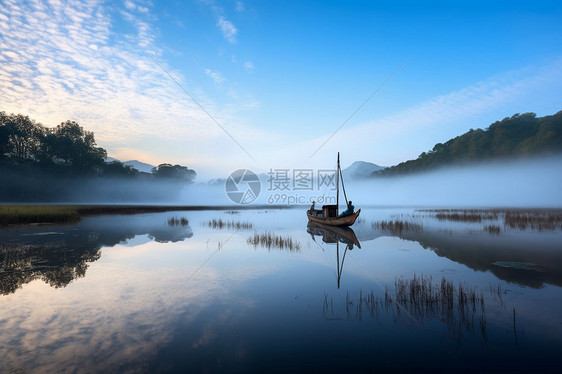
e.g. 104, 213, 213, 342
322, 274, 506, 344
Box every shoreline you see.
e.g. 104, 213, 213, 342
0, 204, 296, 226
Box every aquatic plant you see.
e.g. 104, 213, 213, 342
371, 220, 423, 235
247, 232, 301, 251
419, 208, 562, 231
484, 224, 501, 235
325, 274, 493, 343
207, 218, 253, 230
167, 216, 189, 226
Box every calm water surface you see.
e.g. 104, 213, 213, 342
1, 207, 561, 373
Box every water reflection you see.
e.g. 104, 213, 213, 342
307, 222, 361, 289
369, 220, 562, 288
0, 213, 193, 295
322, 274, 496, 345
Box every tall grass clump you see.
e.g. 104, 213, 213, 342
167, 216, 189, 226
372, 220, 423, 235
504, 210, 562, 231
247, 232, 301, 251
208, 218, 253, 230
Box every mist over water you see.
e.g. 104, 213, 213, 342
351, 155, 562, 208
2, 155, 560, 207
234, 154, 562, 208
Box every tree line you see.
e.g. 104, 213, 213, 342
376, 111, 562, 176
0, 111, 196, 202
0, 111, 196, 181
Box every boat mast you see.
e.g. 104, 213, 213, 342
336, 152, 340, 214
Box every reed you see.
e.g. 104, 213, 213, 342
207, 218, 253, 230
371, 220, 423, 235
247, 232, 301, 251
167, 216, 189, 226
503, 210, 562, 231
419, 208, 562, 231
484, 224, 501, 235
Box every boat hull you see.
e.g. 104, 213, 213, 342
306, 209, 361, 227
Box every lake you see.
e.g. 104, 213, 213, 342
1, 207, 561, 373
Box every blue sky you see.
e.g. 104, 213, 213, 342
1, 0, 561, 179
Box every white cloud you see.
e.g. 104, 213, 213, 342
235, 1, 244, 12
244, 61, 254, 71
217, 16, 237, 43
205, 69, 225, 84
0, 0, 244, 168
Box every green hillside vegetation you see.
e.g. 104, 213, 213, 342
0, 111, 196, 202
376, 111, 562, 176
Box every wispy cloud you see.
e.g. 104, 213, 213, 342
217, 16, 237, 43
298, 58, 562, 167
244, 61, 255, 71
205, 69, 225, 84
0, 0, 252, 166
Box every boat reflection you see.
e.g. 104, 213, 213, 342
307, 222, 361, 288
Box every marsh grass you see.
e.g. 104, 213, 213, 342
0, 205, 80, 226
247, 232, 301, 251
325, 274, 491, 342
504, 210, 562, 231
418, 209, 562, 232
167, 217, 189, 226
207, 218, 253, 230
371, 220, 423, 235
484, 224, 501, 234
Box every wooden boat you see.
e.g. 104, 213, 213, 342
307, 209, 361, 227
306, 152, 360, 227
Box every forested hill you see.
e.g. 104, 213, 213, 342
376, 111, 562, 176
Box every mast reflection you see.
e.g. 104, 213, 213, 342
307, 222, 361, 288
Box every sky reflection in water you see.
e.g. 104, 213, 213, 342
0, 208, 561, 373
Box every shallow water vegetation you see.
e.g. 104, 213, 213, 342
372, 220, 423, 235
327, 274, 491, 343
0, 205, 81, 226
167, 216, 189, 226
247, 232, 301, 251
207, 218, 253, 230
484, 224, 501, 235
504, 210, 562, 231
418, 209, 562, 231
420, 209, 499, 223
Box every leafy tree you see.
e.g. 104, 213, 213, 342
0, 113, 44, 162
102, 161, 139, 177
151, 163, 196, 183
46, 120, 106, 169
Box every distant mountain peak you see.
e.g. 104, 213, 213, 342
105, 157, 155, 173
343, 161, 385, 179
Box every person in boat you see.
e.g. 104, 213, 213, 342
309, 201, 316, 212
339, 201, 354, 217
